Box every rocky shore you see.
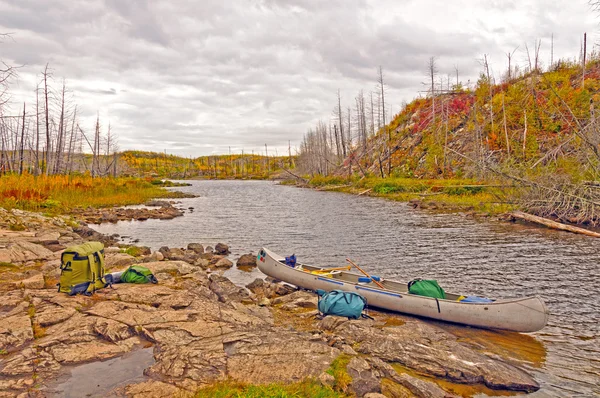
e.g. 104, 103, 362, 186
0, 208, 542, 397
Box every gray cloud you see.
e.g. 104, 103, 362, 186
0, 0, 597, 156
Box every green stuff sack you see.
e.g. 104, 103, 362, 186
59, 242, 106, 295
121, 265, 158, 284
408, 279, 446, 299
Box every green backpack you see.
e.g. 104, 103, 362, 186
59, 242, 107, 295
121, 265, 158, 284
408, 279, 446, 299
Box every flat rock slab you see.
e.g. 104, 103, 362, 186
319, 316, 539, 392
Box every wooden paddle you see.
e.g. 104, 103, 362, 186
307, 265, 351, 274
346, 258, 385, 289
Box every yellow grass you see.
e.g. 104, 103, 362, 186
0, 173, 180, 214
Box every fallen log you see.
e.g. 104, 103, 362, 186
510, 211, 600, 238
357, 188, 372, 196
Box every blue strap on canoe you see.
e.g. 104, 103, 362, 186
460, 296, 494, 303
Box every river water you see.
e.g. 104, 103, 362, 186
91, 180, 600, 397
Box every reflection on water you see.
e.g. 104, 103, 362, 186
48, 347, 154, 397
91, 180, 600, 396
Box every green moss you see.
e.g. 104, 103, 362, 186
326, 354, 352, 392
0, 349, 8, 355
195, 379, 346, 398
124, 246, 143, 257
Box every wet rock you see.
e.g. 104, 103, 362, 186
137, 246, 152, 256
145, 200, 171, 207
320, 317, 540, 392
200, 252, 214, 261
395, 373, 450, 398
370, 358, 449, 398
187, 243, 204, 254
204, 246, 214, 253
246, 278, 264, 291
381, 379, 414, 398
236, 253, 257, 267
214, 258, 233, 269
214, 243, 230, 255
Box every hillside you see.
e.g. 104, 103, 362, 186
378, 61, 599, 180
296, 59, 600, 225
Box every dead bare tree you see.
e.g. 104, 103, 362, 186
19, 103, 25, 174
42, 64, 51, 175
377, 66, 389, 174
336, 90, 347, 157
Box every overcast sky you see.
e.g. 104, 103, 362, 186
0, 0, 598, 156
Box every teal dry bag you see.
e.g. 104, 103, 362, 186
317, 289, 367, 319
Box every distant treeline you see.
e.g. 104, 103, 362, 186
120, 150, 295, 179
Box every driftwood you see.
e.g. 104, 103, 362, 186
357, 188, 372, 196
510, 211, 600, 238
281, 167, 308, 184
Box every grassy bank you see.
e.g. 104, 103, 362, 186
285, 175, 516, 214
195, 355, 352, 397
195, 379, 346, 398
0, 174, 186, 214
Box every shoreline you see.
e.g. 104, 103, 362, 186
0, 204, 546, 397
282, 178, 600, 238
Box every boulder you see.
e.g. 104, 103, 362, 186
187, 243, 204, 254
214, 243, 229, 255
214, 258, 233, 269
208, 274, 251, 303
150, 251, 165, 261
236, 253, 257, 267
204, 246, 214, 253
104, 253, 137, 269
200, 252, 214, 261
194, 258, 209, 269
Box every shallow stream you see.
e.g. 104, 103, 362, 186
91, 180, 600, 397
